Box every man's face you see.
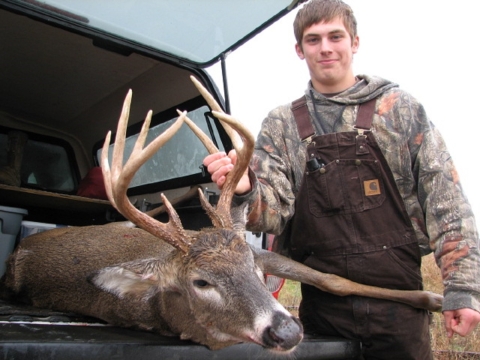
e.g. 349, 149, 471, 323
295, 17, 359, 93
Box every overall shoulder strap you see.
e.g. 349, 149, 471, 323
291, 96, 315, 141
355, 98, 377, 130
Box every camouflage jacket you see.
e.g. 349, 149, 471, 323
234, 75, 480, 312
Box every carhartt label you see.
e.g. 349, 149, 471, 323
364, 179, 381, 196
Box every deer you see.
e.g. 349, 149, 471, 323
0, 76, 443, 352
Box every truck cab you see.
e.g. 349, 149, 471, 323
0, 1, 360, 358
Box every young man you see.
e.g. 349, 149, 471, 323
204, 0, 480, 358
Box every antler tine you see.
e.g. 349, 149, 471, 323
176, 109, 219, 154
210, 110, 255, 223
101, 90, 192, 253
101, 89, 133, 210
190, 75, 243, 151
185, 78, 255, 230
101, 130, 115, 209
176, 110, 226, 228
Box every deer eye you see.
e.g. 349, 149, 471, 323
193, 279, 210, 288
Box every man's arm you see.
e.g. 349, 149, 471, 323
204, 106, 303, 235
404, 96, 480, 336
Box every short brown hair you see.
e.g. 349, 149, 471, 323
293, 0, 357, 45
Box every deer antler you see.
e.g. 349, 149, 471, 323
101, 89, 192, 253
102, 78, 254, 247
209, 111, 254, 227
186, 77, 255, 229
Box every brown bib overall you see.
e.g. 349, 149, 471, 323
290, 97, 432, 359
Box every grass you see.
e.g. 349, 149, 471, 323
277, 253, 480, 359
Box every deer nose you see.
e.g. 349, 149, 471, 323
262, 312, 303, 350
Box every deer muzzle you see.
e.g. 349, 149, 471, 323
262, 311, 303, 351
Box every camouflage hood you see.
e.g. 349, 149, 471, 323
305, 74, 398, 105
302, 75, 398, 136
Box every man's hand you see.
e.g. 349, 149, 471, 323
203, 150, 251, 194
443, 308, 480, 337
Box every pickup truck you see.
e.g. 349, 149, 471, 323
0, 1, 361, 358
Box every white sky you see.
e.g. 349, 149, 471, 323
207, 0, 480, 228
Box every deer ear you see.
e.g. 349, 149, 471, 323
88, 258, 163, 299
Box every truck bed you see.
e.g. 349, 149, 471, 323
0, 299, 361, 360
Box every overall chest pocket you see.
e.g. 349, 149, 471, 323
305, 158, 386, 217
